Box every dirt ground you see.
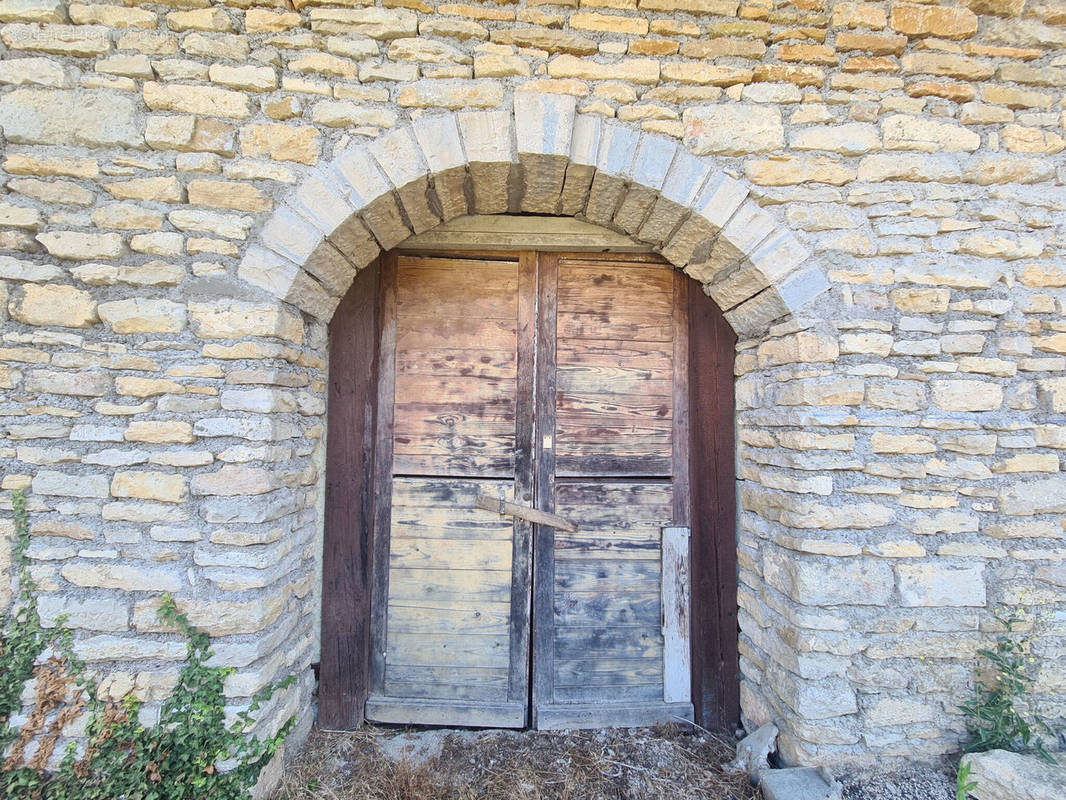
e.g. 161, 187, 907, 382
269, 724, 761, 800
269, 724, 959, 800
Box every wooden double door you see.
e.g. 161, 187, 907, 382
364, 250, 693, 729
321, 244, 738, 734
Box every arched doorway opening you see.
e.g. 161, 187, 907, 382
321, 221, 737, 733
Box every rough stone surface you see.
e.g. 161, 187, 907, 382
0, 0, 1063, 780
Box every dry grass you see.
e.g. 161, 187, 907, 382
271, 723, 760, 800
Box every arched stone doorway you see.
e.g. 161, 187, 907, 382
321, 239, 737, 732
230, 90, 829, 743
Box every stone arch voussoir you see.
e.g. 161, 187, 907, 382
237, 92, 828, 339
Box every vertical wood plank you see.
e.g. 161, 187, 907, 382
320, 258, 381, 730
531, 251, 559, 720
661, 526, 691, 704
688, 284, 739, 733
508, 250, 537, 715
368, 252, 398, 697
671, 273, 691, 526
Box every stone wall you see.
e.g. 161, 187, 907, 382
0, 0, 1063, 771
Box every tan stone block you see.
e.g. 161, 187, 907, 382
0, 0, 67, 23
437, 2, 513, 21
32, 470, 109, 498
776, 377, 865, 406
189, 301, 303, 345
1, 22, 110, 56
896, 563, 985, 607
778, 43, 837, 66
98, 298, 186, 334
245, 8, 301, 33
25, 369, 110, 397
790, 123, 881, 156
419, 18, 488, 41
883, 114, 980, 152
832, 2, 887, 29
181, 32, 249, 62
90, 203, 163, 232
548, 54, 659, 84
209, 64, 276, 93
116, 377, 184, 398
662, 63, 753, 86
835, 30, 907, 55
143, 81, 251, 119
684, 104, 783, 155
639, 0, 739, 13
474, 53, 529, 78
980, 84, 1056, 109
187, 180, 271, 213
906, 80, 975, 103
629, 38, 679, 56
124, 421, 195, 444
7, 177, 93, 206
116, 30, 178, 55
70, 3, 155, 28
396, 81, 503, 109
62, 562, 181, 592
166, 7, 233, 33
0, 88, 140, 148
890, 3, 978, 39
871, 433, 936, 455
111, 471, 186, 503
104, 176, 183, 204
145, 115, 236, 156
751, 64, 825, 86
10, 284, 97, 328
901, 53, 994, 80
680, 38, 765, 59
289, 52, 360, 79
134, 593, 287, 637
490, 28, 598, 55
239, 123, 319, 166
190, 466, 279, 497
932, 379, 1004, 412
571, 12, 648, 35
308, 7, 418, 39
994, 453, 1060, 474
1001, 125, 1065, 155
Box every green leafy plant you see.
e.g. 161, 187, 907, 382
0, 489, 296, 799
955, 760, 977, 800
959, 607, 1058, 765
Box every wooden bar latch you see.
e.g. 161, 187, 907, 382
474, 494, 578, 532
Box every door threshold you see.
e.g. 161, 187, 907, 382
366, 696, 526, 729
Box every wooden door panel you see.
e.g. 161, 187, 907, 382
534, 254, 692, 729
367, 253, 533, 729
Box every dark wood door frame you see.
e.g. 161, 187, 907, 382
320, 249, 739, 732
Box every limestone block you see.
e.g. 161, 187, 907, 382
962, 750, 1066, 800
134, 593, 287, 638
397, 80, 503, 110
883, 115, 981, 153
458, 110, 512, 214
932, 379, 1004, 412
111, 471, 185, 504
0, 55, 75, 87
515, 93, 577, 214
896, 564, 986, 607
684, 105, 784, 156
891, 3, 978, 38
411, 113, 469, 221
475, 52, 528, 78
209, 64, 276, 93
327, 217, 381, 270
188, 180, 271, 213
38, 595, 128, 632
32, 470, 109, 498
0, 89, 140, 147
489, 28, 597, 55
865, 697, 938, 727
871, 433, 936, 455
309, 7, 417, 38
189, 302, 303, 345
220, 388, 296, 414
98, 298, 186, 334
763, 548, 894, 605
999, 475, 1066, 516
191, 466, 279, 497
25, 370, 110, 397
789, 123, 881, 157
368, 127, 440, 234
1, 22, 110, 56
124, 421, 195, 444
0, 0, 67, 23
143, 82, 251, 120
725, 268, 828, 338
10, 284, 97, 328
145, 115, 236, 156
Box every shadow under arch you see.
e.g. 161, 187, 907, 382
235, 92, 828, 339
